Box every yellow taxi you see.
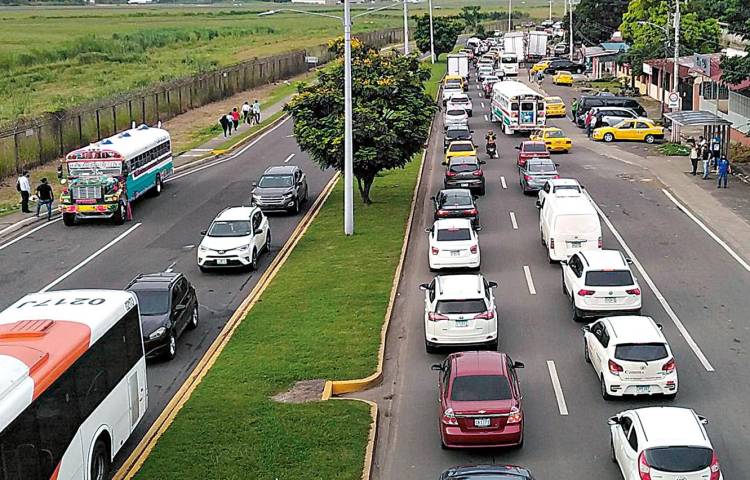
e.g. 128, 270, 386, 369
529, 127, 572, 153
530, 60, 551, 74
544, 96, 567, 117
444, 140, 477, 164
592, 118, 665, 144
443, 74, 465, 92
552, 70, 574, 86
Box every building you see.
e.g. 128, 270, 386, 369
579, 37, 630, 80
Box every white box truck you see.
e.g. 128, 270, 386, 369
503, 32, 526, 63
527, 31, 548, 61
447, 54, 470, 81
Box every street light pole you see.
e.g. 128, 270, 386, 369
672, 0, 680, 110
508, 0, 512, 32
549, 0, 552, 22
403, 0, 409, 55
428, 0, 435, 63
343, 0, 354, 235
568, 0, 573, 60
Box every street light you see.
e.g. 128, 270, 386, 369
637, 20, 673, 113
260, 2, 402, 236
428, 0, 435, 63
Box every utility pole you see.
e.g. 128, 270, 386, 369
568, 0, 574, 60
403, 0, 409, 55
343, 0, 354, 235
672, 0, 681, 110
508, 0, 512, 32
549, 0, 552, 22
428, 0, 435, 63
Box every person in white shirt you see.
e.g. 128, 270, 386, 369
17, 171, 31, 213
252, 100, 261, 125
241, 101, 251, 125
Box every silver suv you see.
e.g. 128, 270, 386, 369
251, 165, 308, 214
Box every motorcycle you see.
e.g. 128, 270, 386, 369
486, 142, 497, 159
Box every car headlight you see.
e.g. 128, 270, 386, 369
199, 246, 209, 253
282, 192, 294, 198
148, 327, 166, 340
236, 244, 250, 252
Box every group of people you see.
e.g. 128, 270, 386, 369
582, 107, 599, 138
688, 135, 731, 188
219, 99, 261, 138
16, 171, 54, 220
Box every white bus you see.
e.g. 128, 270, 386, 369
0, 290, 147, 480
491, 81, 546, 135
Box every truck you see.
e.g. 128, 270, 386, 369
527, 31, 548, 61
503, 32, 526, 63
447, 54, 470, 82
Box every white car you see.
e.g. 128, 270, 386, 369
561, 250, 641, 321
481, 75, 499, 89
443, 107, 469, 130
536, 178, 584, 208
442, 85, 463, 105
426, 218, 480, 271
477, 65, 494, 82
583, 315, 677, 400
608, 407, 722, 480
446, 94, 473, 117
197, 206, 271, 271
420, 274, 498, 353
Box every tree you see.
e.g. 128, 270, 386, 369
285, 39, 435, 204
459, 6, 482, 30
572, 0, 631, 45
414, 14, 464, 58
694, 0, 750, 85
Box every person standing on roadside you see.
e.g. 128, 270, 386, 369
702, 143, 711, 179
571, 98, 579, 123
17, 170, 31, 213
242, 101, 251, 125
252, 99, 261, 125
219, 114, 230, 137
231, 107, 240, 132
717, 156, 731, 188
584, 110, 592, 137
688, 139, 699, 175
711, 133, 721, 168
35, 177, 54, 220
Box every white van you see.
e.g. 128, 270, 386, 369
540, 196, 602, 262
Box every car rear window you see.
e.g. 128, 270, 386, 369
437, 228, 472, 241
615, 343, 668, 362
524, 143, 547, 152
546, 130, 565, 138
585, 270, 634, 287
527, 162, 556, 173
553, 185, 581, 193
554, 214, 599, 234
447, 109, 466, 116
546, 98, 563, 104
441, 192, 473, 206
450, 162, 479, 173
644, 447, 713, 473
451, 375, 512, 401
450, 143, 474, 152
436, 299, 486, 314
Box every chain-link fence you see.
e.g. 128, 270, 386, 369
0, 27, 403, 179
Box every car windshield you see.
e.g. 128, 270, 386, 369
436, 299, 486, 314
440, 192, 473, 206
451, 375, 512, 401
524, 143, 547, 152
644, 447, 713, 473
447, 109, 466, 116
208, 220, 252, 237
450, 143, 474, 152
131, 290, 169, 315
554, 214, 599, 234
437, 227, 472, 241
585, 270, 634, 286
258, 174, 293, 188
615, 343, 668, 362
546, 130, 565, 138
527, 162, 556, 173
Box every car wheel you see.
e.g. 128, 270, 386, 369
572, 301, 582, 322
164, 330, 176, 361
291, 198, 300, 214
152, 174, 163, 197
440, 436, 448, 450
113, 202, 125, 225
561, 271, 567, 295
63, 213, 76, 226
610, 437, 617, 463
487, 338, 498, 351
601, 375, 613, 400
478, 185, 486, 196
199, 265, 208, 273
425, 340, 438, 354
584, 339, 591, 363
187, 305, 199, 330
548, 247, 555, 264
603, 133, 615, 143
645, 134, 655, 144
265, 231, 272, 253
250, 249, 258, 271
540, 229, 546, 247
90, 438, 110, 480
664, 391, 677, 401
513, 435, 524, 450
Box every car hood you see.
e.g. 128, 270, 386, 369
200, 235, 252, 251
253, 186, 294, 196
141, 313, 169, 336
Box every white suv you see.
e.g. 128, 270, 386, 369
583, 316, 677, 400
420, 274, 498, 353
561, 250, 641, 322
197, 206, 271, 271
426, 219, 481, 271
608, 407, 722, 480
446, 93, 473, 117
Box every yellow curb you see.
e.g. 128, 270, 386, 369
113, 171, 340, 480
210, 149, 228, 155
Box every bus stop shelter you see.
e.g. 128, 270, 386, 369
664, 110, 733, 157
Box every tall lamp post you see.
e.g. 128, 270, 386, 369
403, 0, 409, 55
428, 0, 435, 63
637, 20, 673, 114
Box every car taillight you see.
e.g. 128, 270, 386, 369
469, 244, 478, 254
578, 289, 595, 296
507, 406, 522, 424
553, 175, 560, 179
709, 451, 721, 480
446, 170, 457, 177
608, 359, 624, 375
442, 408, 458, 426
431, 246, 439, 255
549, 238, 555, 249
428, 312, 449, 322
465, 208, 478, 215
626, 288, 641, 295
437, 209, 449, 217
661, 358, 676, 373
473, 310, 494, 320
473, 169, 483, 176
598, 236, 603, 249
638, 451, 651, 480
524, 175, 532, 181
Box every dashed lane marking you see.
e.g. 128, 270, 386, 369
509, 211, 518, 230
547, 360, 569, 415
500, 176, 507, 189
283, 153, 295, 163
523, 265, 536, 295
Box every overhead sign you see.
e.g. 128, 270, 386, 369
642, 63, 652, 75
668, 91, 680, 109
693, 53, 712, 77
305, 56, 318, 64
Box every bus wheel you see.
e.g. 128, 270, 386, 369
62, 213, 76, 226
90, 439, 110, 480
113, 203, 125, 225
152, 174, 163, 197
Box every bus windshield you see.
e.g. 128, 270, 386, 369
67, 160, 122, 177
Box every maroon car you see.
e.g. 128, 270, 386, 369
516, 141, 550, 168
432, 351, 525, 449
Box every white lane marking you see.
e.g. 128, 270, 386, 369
164, 261, 176, 273
477, 85, 481, 90
509, 211, 518, 230
484, 114, 489, 122
283, 153, 295, 163
523, 265, 536, 295
587, 192, 715, 372
168, 116, 291, 182
481, 102, 485, 108
191, 148, 212, 152
546, 360, 569, 415
0, 218, 60, 251
500, 176, 507, 189
39, 223, 142, 293
285, 134, 296, 138
179, 153, 204, 157
663, 189, 750, 272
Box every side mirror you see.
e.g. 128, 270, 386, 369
515, 145, 521, 150
430, 196, 436, 201
480, 160, 487, 165
513, 361, 525, 369
560, 259, 568, 265
470, 130, 475, 133
656, 323, 663, 330
607, 416, 620, 426
535, 200, 542, 208
698, 415, 708, 425
419, 283, 430, 291
473, 195, 479, 200
252, 182, 258, 188
580, 185, 586, 190
487, 281, 498, 288
431, 364, 444, 371
475, 226, 483, 231
424, 227, 433, 233
581, 325, 591, 333
555, 163, 560, 167
625, 257, 633, 264
200, 230, 207, 236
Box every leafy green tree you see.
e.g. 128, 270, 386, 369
694, 0, 750, 85
285, 39, 435, 204
572, 0, 630, 45
460, 6, 482, 30
414, 14, 464, 58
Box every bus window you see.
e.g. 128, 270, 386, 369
511, 103, 519, 111
521, 102, 535, 111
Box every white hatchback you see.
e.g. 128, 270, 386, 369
583, 315, 677, 400
426, 218, 480, 271
561, 250, 641, 321
197, 206, 271, 271
446, 93, 473, 117
420, 274, 498, 353
609, 407, 722, 480
444, 107, 469, 130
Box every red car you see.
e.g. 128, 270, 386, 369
432, 351, 525, 449
515, 141, 550, 168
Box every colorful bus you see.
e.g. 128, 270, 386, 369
59, 124, 173, 226
0, 289, 147, 480
491, 81, 546, 135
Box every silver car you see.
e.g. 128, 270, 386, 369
592, 107, 640, 127
519, 157, 558, 194
443, 107, 469, 130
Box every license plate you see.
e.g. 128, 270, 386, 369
460, 183, 469, 187
604, 297, 617, 304
216, 258, 228, 265
474, 418, 491, 427
451, 250, 461, 257
455, 320, 468, 327
636, 385, 650, 394
568, 241, 583, 248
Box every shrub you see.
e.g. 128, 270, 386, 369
729, 141, 750, 163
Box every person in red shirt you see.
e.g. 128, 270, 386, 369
231, 107, 240, 132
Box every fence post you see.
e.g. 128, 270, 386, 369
166, 90, 171, 118
58, 119, 64, 157
128, 100, 133, 125
155, 93, 160, 122
112, 106, 117, 132
78, 115, 82, 144
37, 126, 43, 165
96, 110, 101, 140
142, 97, 146, 124
13, 131, 20, 174
178, 88, 183, 114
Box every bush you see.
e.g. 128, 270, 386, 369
659, 142, 690, 156
729, 141, 750, 163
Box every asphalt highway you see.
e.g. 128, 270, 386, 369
373, 77, 750, 479
0, 117, 334, 470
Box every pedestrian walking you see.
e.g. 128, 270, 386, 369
225, 113, 234, 135
35, 178, 54, 220
689, 140, 699, 175
527, 67, 533, 81
717, 156, 731, 188
536, 70, 544, 85
219, 114, 230, 137
242, 101, 251, 125
702, 144, 711, 179
571, 98, 579, 122
231, 107, 240, 132
16, 170, 31, 213
252, 99, 261, 125
584, 110, 593, 137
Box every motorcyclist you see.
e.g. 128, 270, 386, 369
485, 130, 497, 157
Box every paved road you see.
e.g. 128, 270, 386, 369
0, 117, 334, 471
371, 77, 750, 479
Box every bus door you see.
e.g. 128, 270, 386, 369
519, 99, 537, 127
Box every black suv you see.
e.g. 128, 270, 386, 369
444, 156, 486, 195
251, 165, 309, 214
432, 189, 480, 228
574, 95, 647, 126
126, 272, 199, 361
544, 59, 586, 74
443, 125, 473, 151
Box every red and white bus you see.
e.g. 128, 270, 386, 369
0, 290, 147, 480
